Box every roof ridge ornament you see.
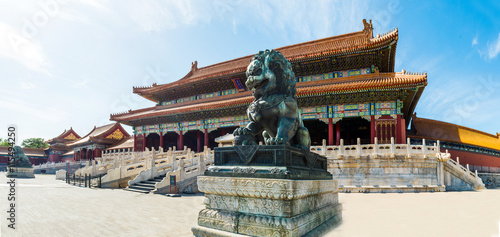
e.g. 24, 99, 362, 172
191, 61, 198, 72
362, 19, 373, 37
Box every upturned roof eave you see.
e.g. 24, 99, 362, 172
113, 72, 425, 124
132, 26, 398, 100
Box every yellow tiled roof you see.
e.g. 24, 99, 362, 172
458, 128, 500, 151
412, 116, 500, 152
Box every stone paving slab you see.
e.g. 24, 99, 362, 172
1, 174, 500, 237
0, 174, 204, 237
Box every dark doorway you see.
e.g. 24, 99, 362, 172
303, 120, 328, 146
184, 130, 204, 152
146, 133, 160, 151
340, 117, 370, 145
163, 132, 178, 150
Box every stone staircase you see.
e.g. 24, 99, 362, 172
444, 158, 485, 191
124, 174, 166, 194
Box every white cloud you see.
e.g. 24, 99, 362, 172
472, 34, 478, 46
487, 32, 500, 59
91, 0, 378, 40
0, 93, 69, 123
73, 79, 88, 88
78, 0, 108, 11
0, 22, 51, 75
20, 82, 36, 89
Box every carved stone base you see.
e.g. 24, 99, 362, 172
6, 167, 35, 178
192, 176, 342, 236
206, 145, 332, 180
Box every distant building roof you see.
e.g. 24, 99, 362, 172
66, 123, 130, 147
410, 115, 500, 152
0, 146, 46, 157
46, 127, 81, 144
215, 134, 234, 144
105, 136, 134, 151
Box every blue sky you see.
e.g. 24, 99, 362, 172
0, 0, 499, 143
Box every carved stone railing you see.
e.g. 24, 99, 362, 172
33, 160, 86, 170
127, 151, 176, 186
310, 137, 439, 159
444, 154, 485, 190
98, 146, 213, 188
154, 153, 214, 192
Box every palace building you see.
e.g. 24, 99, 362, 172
110, 20, 500, 173
46, 127, 81, 162
45, 123, 131, 163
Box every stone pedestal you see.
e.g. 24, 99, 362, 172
192, 145, 342, 236
6, 167, 35, 178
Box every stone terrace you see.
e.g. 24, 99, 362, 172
1, 174, 499, 237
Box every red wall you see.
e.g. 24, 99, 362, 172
48, 154, 60, 162
443, 148, 500, 170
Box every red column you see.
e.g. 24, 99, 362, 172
400, 117, 406, 143
396, 115, 402, 144
328, 118, 334, 145
197, 131, 202, 152
204, 129, 209, 147
336, 121, 341, 146
371, 115, 376, 144
133, 134, 137, 150
159, 132, 164, 149
221, 129, 226, 136
179, 131, 184, 149
142, 134, 146, 151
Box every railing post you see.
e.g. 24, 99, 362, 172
338, 139, 344, 159
356, 138, 361, 158
457, 157, 460, 165
406, 137, 411, 158
373, 137, 378, 158
199, 154, 206, 173
390, 137, 395, 158
322, 139, 326, 156
436, 140, 441, 152
179, 159, 186, 181
151, 150, 156, 180
422, 139, 427, 158
172, 155, 178, 170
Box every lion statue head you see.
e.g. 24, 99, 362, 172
245, 49, 296, 99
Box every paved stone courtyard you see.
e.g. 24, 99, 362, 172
1, 174, 499, 237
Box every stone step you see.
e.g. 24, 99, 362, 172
128, 184, 154, 190
124, 187, 151, 194
133, 183, 156, 188
124, 174, 167, 194
143, 180, 159, 185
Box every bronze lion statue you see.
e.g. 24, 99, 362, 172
9, 146, 33, 168
233, 49, 311, 150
